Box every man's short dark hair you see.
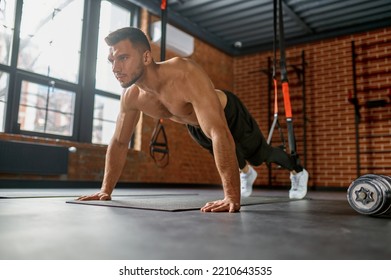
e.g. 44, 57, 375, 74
105, 27, 151, 52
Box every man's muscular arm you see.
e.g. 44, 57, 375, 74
185, 61, 240, 213
77, 87, 141, 201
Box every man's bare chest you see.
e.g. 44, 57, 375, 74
137, 91, 198, 125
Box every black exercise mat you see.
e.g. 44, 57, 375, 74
0, 191, 198, 199
66, 195, 294, 212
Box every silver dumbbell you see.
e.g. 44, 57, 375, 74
347, 174, 391, 216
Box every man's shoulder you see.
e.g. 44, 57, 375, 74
166, 57, 196, 68
123, 84, 140, 96
165, 58, 204, 80
122, 85, 141, 108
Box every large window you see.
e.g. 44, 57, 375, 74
92, 0, 135, 145
14, 0, 82, 137
0, 0, 139, 142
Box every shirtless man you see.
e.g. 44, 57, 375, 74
77, 27, 308, 212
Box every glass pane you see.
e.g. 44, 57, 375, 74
0, 0, 16, 65
95, 1, 131, 94
18, 80, 75, 136
18, 0, 83, 83
0, 71, 10, 132
92, 94, 119, 144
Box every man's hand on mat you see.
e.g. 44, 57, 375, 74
76, 192, 111, 201
200, 198, 240, 213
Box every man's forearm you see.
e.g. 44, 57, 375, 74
212, 131, 240, 201
101, 140, 129, 195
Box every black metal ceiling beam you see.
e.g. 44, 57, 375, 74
316, 12, 391, 32
298, 0, 375, 18
304, 0, 389, 22
202, 4, 272, 28
168, 0, 216, 12
127, 0, 237, 55
282, 0, 313, 34
177, 0, 240, 18
184, 0, 268, 22
238, 19, 391, 56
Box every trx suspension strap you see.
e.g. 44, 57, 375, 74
150, 118, 169, 167
267, 0, 300, 168
149, 0, 169, 167
160, 0, 167, 62
266, 0, 286, 151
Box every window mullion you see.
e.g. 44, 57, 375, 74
76, 0, 101, 143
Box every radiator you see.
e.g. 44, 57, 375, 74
0, 140, 68, 175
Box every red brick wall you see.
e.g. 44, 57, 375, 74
1, 7, 390, 190
234, 27, 391, 188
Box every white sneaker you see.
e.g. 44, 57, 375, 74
240, 166, 258, 197
289, 169, 308, 199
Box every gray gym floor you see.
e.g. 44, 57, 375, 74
0, 187, 390, 260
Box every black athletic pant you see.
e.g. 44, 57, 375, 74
187, 90, 303, 172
